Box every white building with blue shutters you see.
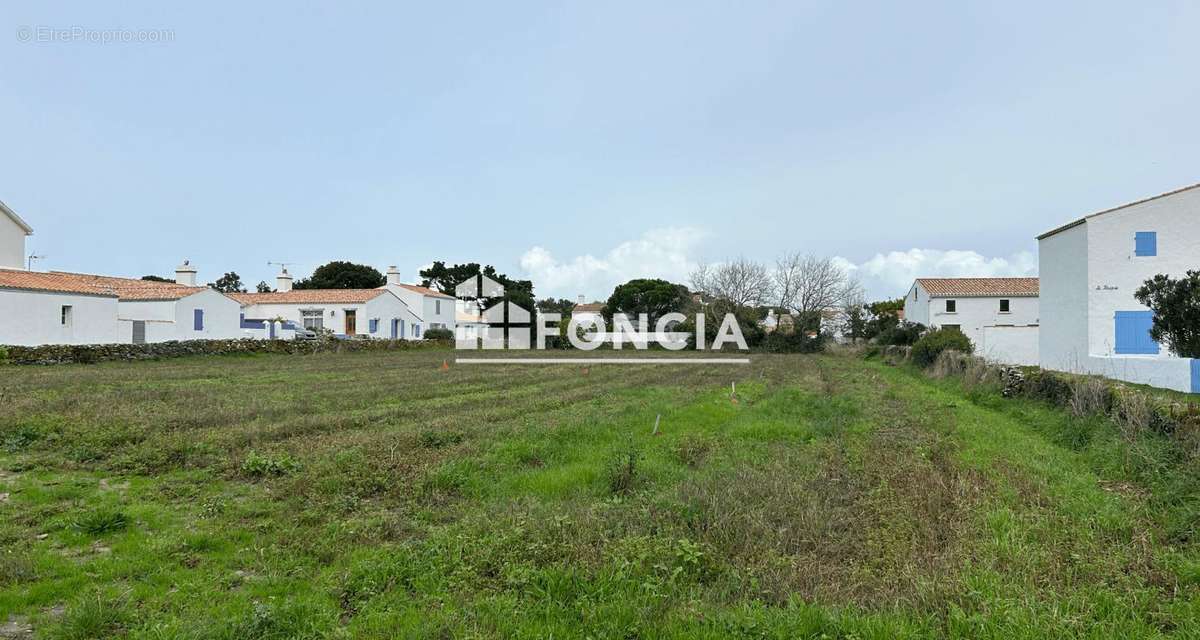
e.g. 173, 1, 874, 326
1038, 182, 1200, 392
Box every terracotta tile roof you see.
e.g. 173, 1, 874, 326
50, 271, 207, 301
573, 303, 605, 313
229, 289, 391, 305
1037, 182, 1200, 240
397, 284, 455, 299
0, 269, 118, 297
915, 277, 1039, 297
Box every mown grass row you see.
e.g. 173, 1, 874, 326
1, 349, 1199, 638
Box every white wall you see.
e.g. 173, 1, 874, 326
118, 289, 243, 343
924, 294, 1038, 356
1038, 222, 1090, 371
981, 325, 1040, 366
902, 283, 930, 326
0, 215, 26, 270
241, 292, 421, 339
1084, 187, 1200, 357
0, 289, 121, 346
387, 285, 454, 330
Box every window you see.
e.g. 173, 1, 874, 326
61, 305, 72, 326
945, 300, 956, 313
369, 318, 379, 333
942, 324, 961, 332
435, 300, 442, 314
1134, 231, 1157, 257
414, 324, 421, 338
301, 309, 324, 331
193, 309, 204, 331
999, 299, 1010, 313
431, 322, 445, 329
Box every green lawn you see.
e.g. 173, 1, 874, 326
1, 349, 1199, 638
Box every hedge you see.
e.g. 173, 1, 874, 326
0, 337, 451, 366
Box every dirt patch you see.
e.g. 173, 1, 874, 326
0, 615, 33, 639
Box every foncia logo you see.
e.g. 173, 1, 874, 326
452, 276, 749, 364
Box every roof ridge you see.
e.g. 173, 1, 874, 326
1037, 181, 1200, 240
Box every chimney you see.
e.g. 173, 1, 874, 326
386, 265, 402, 287
577, 294, 585, 305
175, 260, 198, 286
277, 267, 293, 292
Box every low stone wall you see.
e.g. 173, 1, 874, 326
0, 338, 450, 366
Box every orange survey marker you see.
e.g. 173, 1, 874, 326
441, 360, 450, 371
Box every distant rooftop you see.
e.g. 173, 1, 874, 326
914, 277, 1039, 297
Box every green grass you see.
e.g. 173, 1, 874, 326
1, 348, 1199, 637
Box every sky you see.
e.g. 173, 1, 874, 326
4, 1, 1199, 301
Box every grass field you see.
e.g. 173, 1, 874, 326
2, 348, 1200, 638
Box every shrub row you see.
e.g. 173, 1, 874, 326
0, 337, 451, 366
872, 345, 1200, 443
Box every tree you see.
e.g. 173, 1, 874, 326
1134, 271, 1200, 357
536, 298, 577, 315
863, 297, 905, 340
419, 261, 536, 321
773, 253, 857, 316
294, 262, 385, 290
141, 275, 172, 283
211, 272, 247, 293
256, 281, 274, 293
604, 279, 691, 326
689, 258, 773, 309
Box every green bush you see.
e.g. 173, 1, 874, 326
423, 327, 453, 341
762, 329, 825, 353
911, 328, 973, 368
0, 345, 8, 364
877, 321, 925, 346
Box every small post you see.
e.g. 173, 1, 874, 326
652, 414, 661, 436
731, 381, 738, 404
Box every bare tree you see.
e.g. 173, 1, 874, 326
774, 252, 856, 315
690, 257, 773, 308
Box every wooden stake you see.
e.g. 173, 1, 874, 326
653, 414, 661, 436
730, 381, 738, 404
441, 360, 450, 371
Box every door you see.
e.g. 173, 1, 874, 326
345, 310, 357, 336
132, 321, 146, 345
391, 318, 399, 339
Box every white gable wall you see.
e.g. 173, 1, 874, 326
1038, 222, 1089, 371
924, 294, 1039, 364
0, 214, 27, 270
1084, 187, 1200, 357
117, 289, 243, 343
0, 289, 121, 346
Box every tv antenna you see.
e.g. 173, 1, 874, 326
27, 253, 46, 270
267, 261, 295, 273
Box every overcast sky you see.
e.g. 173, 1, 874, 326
4, 1, 1199, 300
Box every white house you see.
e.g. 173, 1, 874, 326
381, 266, 455, 331
1038, 182, 1200, 392
0, 200, 33, 270
232, 269, 422, 339
0, 269, 123, 345
52, 263, 244, 344
903, 277, 1040, 365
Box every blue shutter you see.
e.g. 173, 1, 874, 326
391, 319, 399, 339
1115, 311, 1159, 354
194, 309, 204, 331
1192, 359, 1200, 394
415, 324, 421, 338
1135, 232, 1157, 256
369, 318, 379, 333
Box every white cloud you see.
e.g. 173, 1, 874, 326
519, 227, 710, 300
839, 248, 1037, 300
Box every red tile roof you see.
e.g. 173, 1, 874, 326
0, 269, 118, 297
1037, 182, 1200, 240
573, 303, 605, 313
229, 289, 391, 305
915, 277, 1039, 297
50, 271, 207, 301
394, 284, 455, 299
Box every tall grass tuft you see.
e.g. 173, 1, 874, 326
1068, 376, 1111, 417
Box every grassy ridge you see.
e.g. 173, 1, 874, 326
0, 350, 1198, 638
